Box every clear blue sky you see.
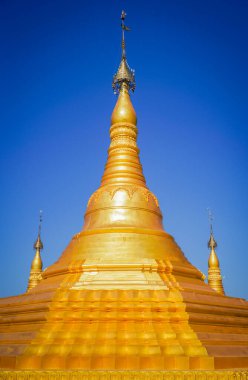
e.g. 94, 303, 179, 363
0, 0, 247, 299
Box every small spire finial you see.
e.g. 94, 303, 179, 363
207, 207, 214, 233
38, 210, 42, 235
121, 10, 126, 21
34, 211, 43, 251
112, 11, 135, 94
120, 10, 130, 59
207, 208, 217, 250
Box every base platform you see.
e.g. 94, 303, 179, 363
0, 370, 247, 380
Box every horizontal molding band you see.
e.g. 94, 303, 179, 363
0, 370, 247, 380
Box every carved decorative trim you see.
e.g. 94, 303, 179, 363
0, 370, 247, 380
87, 186, 159, 208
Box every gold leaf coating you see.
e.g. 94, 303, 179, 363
207, 231, 225, 295
0, 12, 247, 375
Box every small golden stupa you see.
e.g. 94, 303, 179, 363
207, 223, 225, 296
27, 211, 44, 293
0, 11, 247, 379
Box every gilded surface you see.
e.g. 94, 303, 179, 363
0, 79, 247, 370
0, 370, 248, 379
27, 232, 43, 292
0, 12, 248, 374
207, 231, 225, 295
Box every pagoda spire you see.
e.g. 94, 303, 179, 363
27, 211, 43, 292
83, 11, 161, 231
100, 11, 146, 187
207, 211, 225, 295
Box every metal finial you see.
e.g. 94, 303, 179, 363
38, 210, 43, 235
207, 208, 214, 233
34, 210, 44, 251
207, 208, 217, 250
121, 10, 126, 21
112, 11, 135, 94
120, 11, 131, 59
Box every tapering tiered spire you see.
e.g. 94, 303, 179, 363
98, 11, 147, 190
27, 211, 43, 292
207, 212, 225, 295
83, 11, 163, 231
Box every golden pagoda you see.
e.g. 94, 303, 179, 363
0, 11, 248, 380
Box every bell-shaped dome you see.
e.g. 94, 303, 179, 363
208, 248, 220, 268
111, 83, 137, 125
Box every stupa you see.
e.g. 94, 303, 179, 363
0, 11, 248, 380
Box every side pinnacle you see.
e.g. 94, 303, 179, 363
27, 211, 44, 292
207, 213, 225, 295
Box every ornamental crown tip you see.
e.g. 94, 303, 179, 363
112, 11, 135, 94
208, 232, 217, 250
33, 211, 44, 250
34, 234, 43, 251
